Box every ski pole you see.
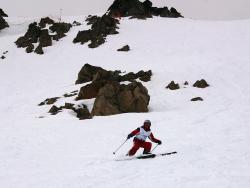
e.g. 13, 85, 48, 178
151, 144, 159, 153
113, 139, 128, 155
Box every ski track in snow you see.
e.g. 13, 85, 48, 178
0, 16, 250, 188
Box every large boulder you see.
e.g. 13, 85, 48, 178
91, 81, 150, 116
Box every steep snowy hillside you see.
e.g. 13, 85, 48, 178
0, 16, 250, 187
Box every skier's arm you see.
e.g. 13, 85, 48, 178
127, 128, 140, 139
149, 133, 162, 144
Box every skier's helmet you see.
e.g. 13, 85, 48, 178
144, 120, 151, 126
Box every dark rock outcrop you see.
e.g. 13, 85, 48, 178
193, 79, 209, 88
91, 81, 150, 116
117, 45, 130, 51
0, 9, 8, 17
0, 9, 9, 31
49, 105, 62, 115
34, 45, 44, 55
75, 64, 120, 84
39, 29, 52, 47
39, 97, 60, 106
15, 17, 72, 54
39, 17, 54, 28
73, 14, 119, 48
73, 105, 92, 120
166, 81, 180, 90
191, 97, 203, 101
76, 64, 152, 85
107, 0, 183, 19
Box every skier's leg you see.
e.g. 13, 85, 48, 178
128, 140, 141, 156
142, 142, 152, 154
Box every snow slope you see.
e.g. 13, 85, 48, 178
0, 16, 250, 188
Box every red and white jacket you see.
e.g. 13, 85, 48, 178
129, 126, 160, 143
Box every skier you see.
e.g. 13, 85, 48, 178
127, 120, 162, 156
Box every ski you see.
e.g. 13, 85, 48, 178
137, 151, 177, 159
115, 151, 177, 161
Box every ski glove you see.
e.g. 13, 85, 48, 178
127, 134, 133, 139
157, 140, 162, 145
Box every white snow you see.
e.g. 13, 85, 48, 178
0, 16, 250, 188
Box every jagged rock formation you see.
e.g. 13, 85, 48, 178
0, 8, 8, 31
73, 14, 119, 48
15, 17, 72, 54
107, 0, 183, 19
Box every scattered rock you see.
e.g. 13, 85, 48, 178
26, 44, 34, 53
15, 17, 72, 54
72, 21, 81, 26
107, 0, 183, 19
73, 14, 119, 48
34, 45, 44, 55
74, 105, 92, 120
39, 97, 60, 106
193, 79, 209, 88
1, 55, 5, 59
166, 81, 180, 90
117, 45, 130, 51
184, 81, 189, 85
63, 93, 77, 98
49, 105, 62, 115
191, 97, 203, 101
62, 103, 75, 109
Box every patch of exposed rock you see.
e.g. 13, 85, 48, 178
15, 17, 72, 54
166, 81, 180, 90
0, 8, 8, 31
193, 79, 209, 88
73, 14, 119, 48
117, 45, 130, 51
191, 97, 203, 101
107, 0, 183, 19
